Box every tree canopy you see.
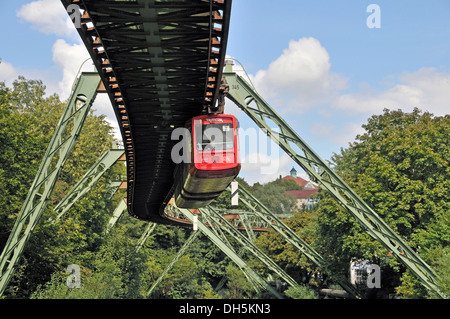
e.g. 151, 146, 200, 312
312, 108, 449, 298
0, 75, 448, 299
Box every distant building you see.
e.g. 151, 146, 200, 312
285, 189, 319, 209
282, 167, 319, 209
281, 167, 319, 189
350, 259, 370, 286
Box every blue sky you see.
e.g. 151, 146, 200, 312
229, 1, 450, 81
1, 0, 449, 184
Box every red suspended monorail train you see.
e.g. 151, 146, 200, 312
174, 114, 241, 208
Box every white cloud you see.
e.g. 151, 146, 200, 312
240, 152, 291, 185
334, 68, 450, 116
1, 40, 94, 100
310, 122, 365, 147
240, 39, 450, 158
0, 60, 18, 85
50, 40, 120, 138
0, 59, 61, 94
17, 0, 76, 37
11, 0, 121, 141
50, 40, 120, 139
2, 43, 120, 139
51, 39, 93, 98
92, 94, 120, 138
251, 37, 348, 113
309, 122, 336, 139
335, 123, 365, 145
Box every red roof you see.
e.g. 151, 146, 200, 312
281, 175, 309, 187
285, 189, 318, 199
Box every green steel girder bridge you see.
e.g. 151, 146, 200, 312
65, 0, 232, 225
0, 0, 446, 298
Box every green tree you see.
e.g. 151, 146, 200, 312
252, 211, 318, 286
313, 108, 449, 298
251, 179, 300, 215
0, 76, 123, 297
224, 264, 255, 298
284, 284, 318, 299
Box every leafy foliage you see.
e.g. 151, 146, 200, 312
0, 77, 123, 297
1, 77, 448, 300
250, 178, 301, 215
284, 284, 318, 299
313, 108, 450, 298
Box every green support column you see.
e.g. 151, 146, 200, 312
105, 198, 128, 234
236, 212, 257, 241
223, 62, 446, 298
0, 72, 101, 296
199, 213, 263, 294
136, 223, 156, 252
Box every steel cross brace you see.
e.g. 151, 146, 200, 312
200, 206, 299, 288
231, 183, 361, 299
161, 206, 263, 293
175, 207, 283, 299
200, 211, 268, 294
135, 222, 157, 252
215, 208, 273, 235
232, 211, 257, 241
0, 72, 102, 296
223, 63, 446, 298
147, 230, 200, 297
53, 148, 125, 220
105, 198, 128, 234
199, 213, 266, 295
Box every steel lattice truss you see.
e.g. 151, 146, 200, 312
61, 0, 232, 224
223, 64, 446, 298
0, 73, 102, 296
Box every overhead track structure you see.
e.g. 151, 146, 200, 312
61, 0, 232, 225
22, 1, 441, 299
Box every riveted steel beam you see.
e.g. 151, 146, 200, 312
61, 0, 233, 225
105, 198, 128, 234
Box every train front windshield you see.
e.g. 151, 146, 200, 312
195, 122, 234, 151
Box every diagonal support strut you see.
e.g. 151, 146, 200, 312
223, 62, 446, 298
0, 72, 102, 296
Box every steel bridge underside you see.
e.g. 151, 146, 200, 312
62, 0, 232, 225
